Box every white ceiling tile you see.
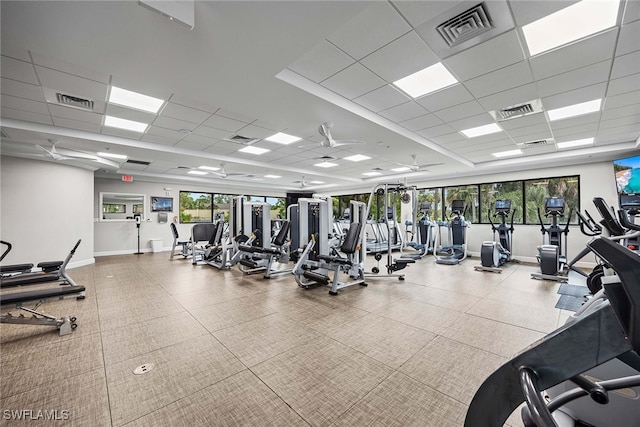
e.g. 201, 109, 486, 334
191, 125, 232, 139
617, 19, 640, 56
214, 109, 254, 124
106, 103, 156, 124
607, 73, 640, 97
48, 104, 102, 124
174, 140, 212, 151
505, 123, 552, 138
1, 107, 52, 125
529, 28, 618, 80
511, 131, 554, 144
378, 101, 427, 122
536, 60, 612, 98
146, 125, 186, 140
353, 84, 409, 112
1, 94, 49, 115
601, 104, 640, 121
288, 40, 354, 83
0, 78, 45, 102
35, 65, 108, 101
417, 124, 456, 138
443, 30, 525, 81
552, 122, 599, 138
140, 134, 177, 146
321, 63, 386, 100
611, 50, 640, 79
360, 31, 439, 82
181, 133, 217, 145
101, 127, 143, 140
204, 141, 244, 155
623, 0, 640, 24
449, 113, 496, 131
1, 56, 38, 85
542, 82, 607, 110
160, 102, 211, 124
169, 95, 218, 113
600, 115, 640, 130
390, 0, 455, 28
51, 117, 101, 133
498, 112, 548, 130
521, 145, 558, 155
30, 52, 110, 84
477, 83, 540, 112
236, 124, 276, 139
549, 112, 601, 130
399, 114, 443, 131
433, 100, 487, 123
327, 2, 411, 60
0, 47, 30, 63
201, 114, 247, 132
605, 90, 640, 109
509, 0, 579, 26
596, 132, 638, 145
465, 62, 534, 99
416, 84, 474, 112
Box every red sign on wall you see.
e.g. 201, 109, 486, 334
121, 175, 133, 182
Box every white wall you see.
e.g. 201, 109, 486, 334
0, 156, 95, 267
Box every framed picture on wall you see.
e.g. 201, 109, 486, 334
151, 196, 173, 212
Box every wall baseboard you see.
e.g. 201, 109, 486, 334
467, 252, 596, 269
94, 247, 172, 257
68, 258, 96, 269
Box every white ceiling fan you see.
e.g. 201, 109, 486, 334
318, 122, 366, 148
36, 140, 121, 168
210, 163, 247, 179
395, 154, 443, 172
36, 140, 74, 161
292, 175, 309, 188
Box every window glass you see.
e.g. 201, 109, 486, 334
103, 204, 125, 213
416, 188, 442, 221
524, 176, 579, 224
266, 197, 286, 219
479, 181, 523, 224
444, 185, 479, 223
214, 194, 233, 222
179, 191, 213, 223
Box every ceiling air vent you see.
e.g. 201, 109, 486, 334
55, 92, 94, 111
316, 155, 337, 160
490, 99, 544, 122
126, 159, 151, 166
223, 135, 261, 145
0, 129, 9, 139
524, 139, 549, 147
436, 3, 493, 47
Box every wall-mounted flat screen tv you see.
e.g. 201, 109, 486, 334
614, 155, 640, 195
151, 196, 173, 212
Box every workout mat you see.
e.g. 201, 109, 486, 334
555, 295, 587, 312
557, 284, 589, 298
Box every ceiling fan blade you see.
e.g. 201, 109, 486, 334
333, 140, 366, 147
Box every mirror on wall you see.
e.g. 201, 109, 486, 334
100, 192, 146, 221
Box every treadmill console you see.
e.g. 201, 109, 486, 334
495, 199, 511, 214
620, 194, 640, 214
451, 200, 465, 215
545, 197, 565, 214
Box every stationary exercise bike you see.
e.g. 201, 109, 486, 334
475, 199, 515, 273
531, 197, 572, 282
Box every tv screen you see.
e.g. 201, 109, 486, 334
614, 155, 640, 194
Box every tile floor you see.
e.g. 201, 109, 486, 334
0, 253, 573, 426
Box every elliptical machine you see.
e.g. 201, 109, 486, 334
435, 200, 469, 265
531, 197, 572, 282
475, 199, 515, 273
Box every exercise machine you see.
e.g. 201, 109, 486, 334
435, 200, 469, 265
465, 237, 640, 427
0, 239, 82, 288
169, 223, 193, 260
405, 201, 436, 256
292, 198, 366, 295
364, 184, 416, 279
531, 197, 572, 282
475, 199, 515, 273
189, 222, 218, 265
202, 220, 234, 270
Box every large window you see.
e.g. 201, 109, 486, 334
444, 185, 479, 223
416, 188, 442, 221
524, 176, 579, 225
266, 197, 286, 219
479, 181, 523, 224
179, 192, 213, 223
103, 204, 126, 214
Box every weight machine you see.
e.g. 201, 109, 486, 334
292, 198, 367, 295
475, 199, 515, 273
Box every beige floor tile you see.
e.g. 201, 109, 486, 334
399, 336, 507, 405
189, 295, 278, 332
406, 285, 482, 312
253, 335, 394, 427
124, 370, 307, 427
213, 313, 321, 367
466, 298, 559, 333
0, 333, 103, 399
441, 313, 545, 358
332, 371, 467, 427
97, 294, 186, 331
428, 270, 504, 297
323, 313, 436, 369
171, 283, 254, 310
101, 312, 208, 365
0, 368, 110, 427
484, 283, 562, 309
106, 335, 245, 426
374, 298, 464, 334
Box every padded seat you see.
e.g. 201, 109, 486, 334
0, 263, 33, 274
1, 286, 86, 305
37, 261, 64, 272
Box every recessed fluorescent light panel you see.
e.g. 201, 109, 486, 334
391, 167, 411, 172
108, 86, 164, 113
264, 174, 281, 178
198, 166, 220, 171
239, 146, 270, 155
393, 62, 458, 98
492, 149, 523, 158
547, 99, 602, 121
265, 132, 301, 145
522, 0, 620, 56
460, 123, 502, 138
314, 162, 338, 168
362, 171, 382, 176
104, 116, 149, 133
310, 180, 325, 184
187, 170, 208, 175
97, 152, 128, 160
344, 154, 371, 162
556, 137, 594, 149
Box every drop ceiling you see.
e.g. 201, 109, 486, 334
0, 0, 638, 194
